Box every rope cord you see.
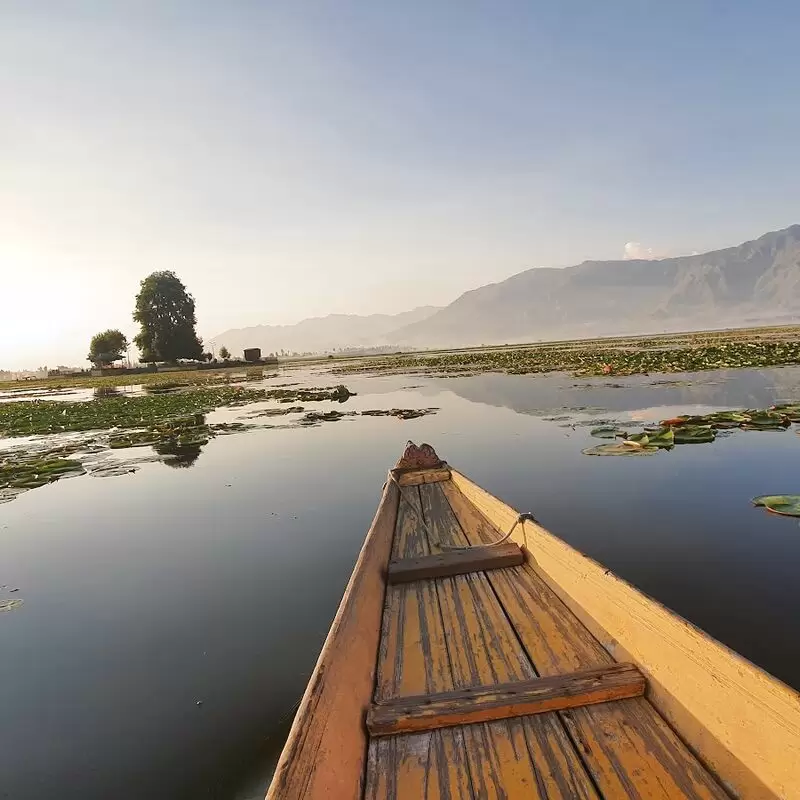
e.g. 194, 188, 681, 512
389, 472, 537, 552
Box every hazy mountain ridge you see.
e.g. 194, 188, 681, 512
213, 306, 440, 355
390, 225, 800, 346
213, 226, 800, 355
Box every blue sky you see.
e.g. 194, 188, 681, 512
2, 1, 799, 367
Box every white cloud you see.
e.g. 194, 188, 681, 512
624, 241, 665, 260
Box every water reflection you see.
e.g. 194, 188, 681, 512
3, 365, 800, 800
154, 441, 205, 468
93, 386, 122, 399
440, 368, 800, 417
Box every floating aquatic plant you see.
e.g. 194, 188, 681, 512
752, 496, 800, 517
333, 328, 800, 377
582, 442, 659, 456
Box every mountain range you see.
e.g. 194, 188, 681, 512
212, 306, 440, 356
213, 225, 800, 354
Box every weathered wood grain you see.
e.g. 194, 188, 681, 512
390, 485, 429, 560
364, 729, 474, 800
386, 541, 523, 584
445, 477, 749, 798
368, 483, 476, 798
415, 482, 601, 799
368, 663, 645, 735
395, 467, 451, 486
366, 481, 599, 799
266, 479, 398, 800
376, 486, 450, 702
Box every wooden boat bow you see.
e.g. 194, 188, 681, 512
268, 443, 800, 799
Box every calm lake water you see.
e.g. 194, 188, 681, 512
3, 365, 800, 799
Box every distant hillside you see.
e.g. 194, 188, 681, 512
213, 306, 440, 356
213, 226, 800, 355
390, 225, 800, 346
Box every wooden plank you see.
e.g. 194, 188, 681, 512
367, 483, 475, 799
492, 565, 729, 798
387, 542, 524, 584
444, 473, 752, 798
266, 479, 399, 800
364, 729, 475, 800
390, 485, 428, 560
368, 662, 645, 735
366, 481, 600, 799
376, 485, 450, 701
416, 482, 601, 799
396, 467, 451, 486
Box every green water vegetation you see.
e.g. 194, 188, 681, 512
273, 385, 353, 403
582, 403, 800, 456
581, 442, 660, 456
0, 388, 258, 436
300, 410, 355, 424
0, 381, 439, 502
333, 325, 800, 378
589, 426, 628, 439
246, 406, 305, 418
296, 407, 440, 425
0, 383, 356, 501
0, 385, 356, 437
1, 366, 243, 391
360, 408, 439, 420
752, 495, 800, 517
108, 414, 210, 450
1, 456, 85, 502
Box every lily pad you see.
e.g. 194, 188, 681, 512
752, 495, 800, 517
673, 425, 716, 444
771, 403, 800, 422
299, 410, 357, 425
89, 464, 141, 478
246, 406, 305, 418
741, 411, 789, 430
1, 457, 85, 489
703, 410, 750, 428
644, 427, 675, 448
360, 408, 439, 420
590, 426, 627, 439
582, 443, 659, 456
109, 431, 159, 449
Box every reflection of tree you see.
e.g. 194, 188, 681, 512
94, 386, 122, 399
153, 441, 204, 469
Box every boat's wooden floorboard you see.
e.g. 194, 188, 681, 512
364, 480, 731, 799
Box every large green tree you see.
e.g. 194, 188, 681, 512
133, 271, 203, 362
88, 329, 128, 365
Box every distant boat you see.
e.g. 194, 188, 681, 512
267, 442, 800, 799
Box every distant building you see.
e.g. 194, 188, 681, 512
48, 365, 85, 377
9, 368, 48, 380
243, 348, 261, 362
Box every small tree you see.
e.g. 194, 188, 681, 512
133, 271, 203, 362
219, 346, 231, 360
88, 329, 128, 366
